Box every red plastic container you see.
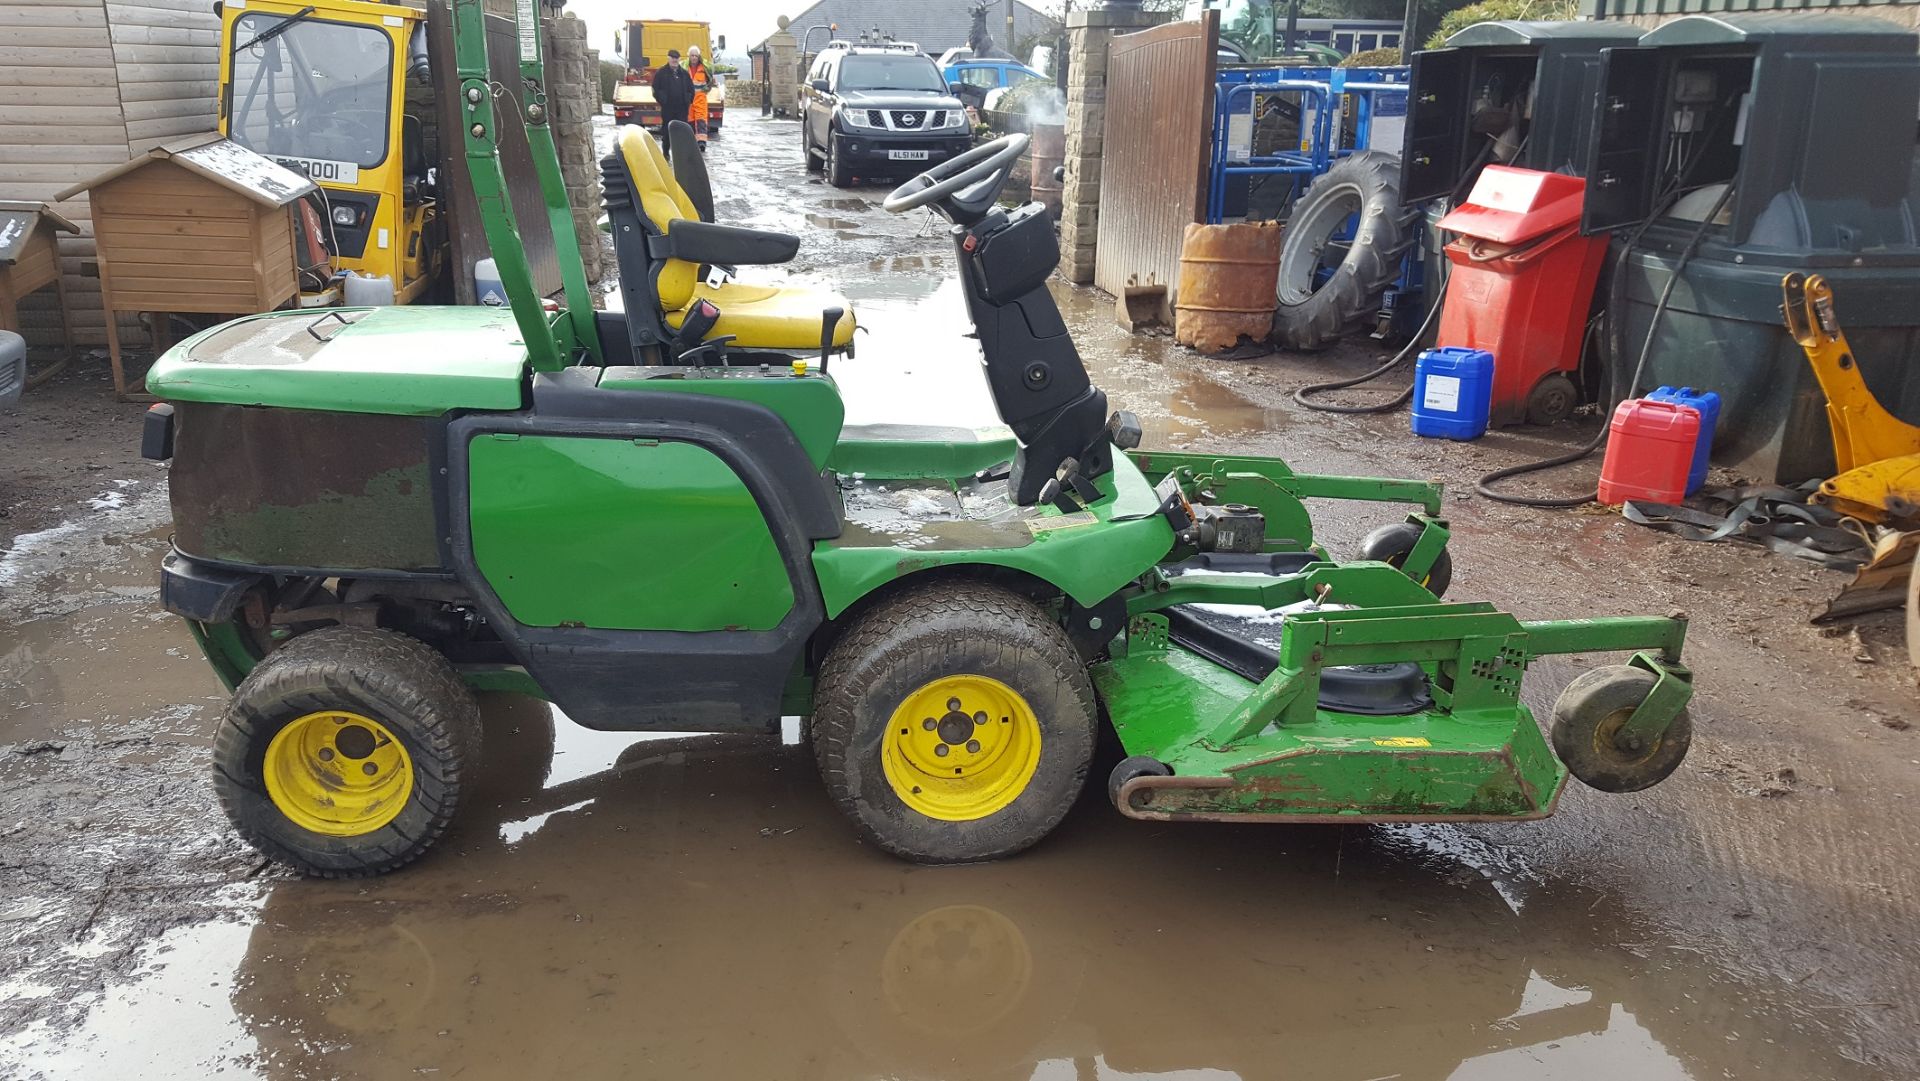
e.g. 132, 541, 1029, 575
1436, 167, 1610, 427
1598, 400, 1701, 505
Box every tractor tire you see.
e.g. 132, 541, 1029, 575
812, 580, 1098, 863
1550, 665, 1693, 793
826, 134, 852, 188
1358, 521, 1453, 598
1272, 150, 1417, 351
803, 125, 823, 173
212, 627, 482, 878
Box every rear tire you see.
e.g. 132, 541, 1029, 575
812, 580, 1097, 863
212, 627, 481, 878
826, 134, 852, 188
803, 124, 823, 172
1271, 150, 1416, 351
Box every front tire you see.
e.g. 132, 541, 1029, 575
212, 627, 481, 877
812, 581, 1098, 863
1551, 665, 1692, 793
826, 134, 852, 188
1358, 521, 1453, 598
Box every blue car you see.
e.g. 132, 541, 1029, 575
941, 57, 1047, 111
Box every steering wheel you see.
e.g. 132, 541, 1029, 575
882, 133, 1030, 219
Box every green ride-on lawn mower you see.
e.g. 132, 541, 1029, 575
140, 0, 1696, 876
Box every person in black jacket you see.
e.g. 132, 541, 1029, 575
651, 50, 694, 160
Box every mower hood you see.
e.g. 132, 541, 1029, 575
146, 306, 531, 416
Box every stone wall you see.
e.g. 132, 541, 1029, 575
1057, 6, 1159, 283
547, 14, 604, 283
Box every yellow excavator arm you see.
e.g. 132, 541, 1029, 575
1782, 272, 1920, 524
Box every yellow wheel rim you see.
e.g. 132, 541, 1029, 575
263, 710, 415, 837
882, 675, 1041, 822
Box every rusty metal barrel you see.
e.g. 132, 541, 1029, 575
1030, 122, 1065, 218
1174, 221, 1282, 353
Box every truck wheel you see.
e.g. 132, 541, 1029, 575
826, 135, 852, 188
212, 627, 481, 877
1358, 521, 1453, 598
803, 125, 823, 172
812, 580, 1097, 863
1551, 665, 1692, 793
1271, 150, 1416, 351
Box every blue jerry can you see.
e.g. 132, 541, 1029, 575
1411, 347, 1495, 441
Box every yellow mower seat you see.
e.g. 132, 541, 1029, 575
668, 282, 856, 349
617, 127, 856, 352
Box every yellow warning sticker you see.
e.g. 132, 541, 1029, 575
1373, 737, 1432, 748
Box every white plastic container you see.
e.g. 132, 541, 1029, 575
474, 258, 506, 306
342, 271, 396, 307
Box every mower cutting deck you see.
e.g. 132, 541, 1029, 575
141, 0, 1696, 878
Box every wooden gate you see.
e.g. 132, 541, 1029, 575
1093, 13, 1217, 321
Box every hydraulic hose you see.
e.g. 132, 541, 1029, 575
1292, 295, 1441, 414
1474, 181, 1736, 507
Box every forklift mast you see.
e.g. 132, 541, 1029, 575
449, 0, 597, 368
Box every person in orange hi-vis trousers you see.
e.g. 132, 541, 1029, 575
687, 46, 712, 152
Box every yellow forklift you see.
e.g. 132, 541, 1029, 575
218, 0, 446, 303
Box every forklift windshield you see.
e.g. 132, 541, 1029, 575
228, 12, 394, 178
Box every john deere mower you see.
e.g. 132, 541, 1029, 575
142, 0, 1696, 876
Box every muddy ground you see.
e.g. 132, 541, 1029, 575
2, 113, 1917, 1080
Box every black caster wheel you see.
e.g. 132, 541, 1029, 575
1526, 373, 1578, 426
1358, 521, 1453, 598
1551, 665, 1692, 793
1107, 755, 1172, 810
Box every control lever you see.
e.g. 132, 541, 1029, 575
817, 306, 843, 374
677, 334, 737, 368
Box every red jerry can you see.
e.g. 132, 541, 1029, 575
1436, 167, 1609, 428
1598, 399, 1701, 506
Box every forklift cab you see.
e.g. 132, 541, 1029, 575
1401, 21, 1644, 203
219, 0, 445, 303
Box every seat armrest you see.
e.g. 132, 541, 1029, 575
656, 220, 800, 267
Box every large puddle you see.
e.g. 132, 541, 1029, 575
3, 716, 1880, 1081
1, 116, 1909, 1081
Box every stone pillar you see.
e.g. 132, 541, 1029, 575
766, 28, 797, 118
1057, 5, 1156, 283
545, 14, 604, 283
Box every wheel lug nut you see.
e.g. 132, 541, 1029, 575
922, 718, 937, 731
973, 711, 987, 726
362, 762, 378, 776
934, 744, 949, 757
966, 739, 980, 753
947, 698, 962, 712
317, 748, 335, 761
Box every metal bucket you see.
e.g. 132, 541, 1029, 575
1174, 221, 1282, 353
1030, 122, 1065, 218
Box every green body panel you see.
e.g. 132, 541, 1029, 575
1088, 563, 1692, 821
810, 450, 1175, 618
146, 307, 529, 416
597, 367, 845, 470
468, 433, 795, 631
827, 429, 1022, 480
1093, 643, 1567, 819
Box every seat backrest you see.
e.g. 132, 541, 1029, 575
616, 126, 701, 310
666, 120, 715, 222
